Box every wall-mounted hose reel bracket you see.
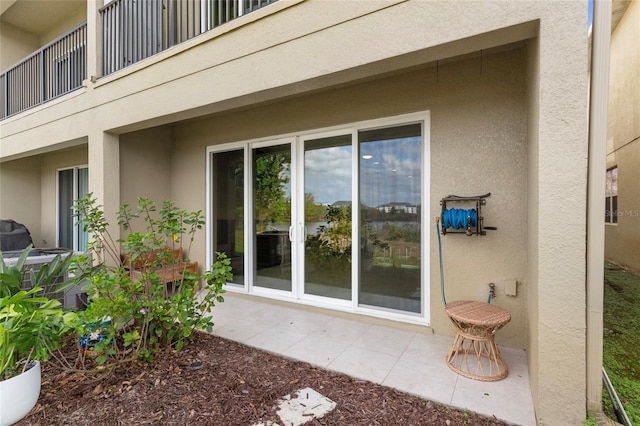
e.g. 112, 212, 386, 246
439, 192, 497, 236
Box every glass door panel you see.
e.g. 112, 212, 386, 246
358, 124, 422, 313
253, 144, 292, 291
303, 135, 352, 300
211, 149, 245, 285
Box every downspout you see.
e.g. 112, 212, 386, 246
586, 0, 611, 419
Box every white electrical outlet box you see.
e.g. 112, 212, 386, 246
505, 279, 517, 296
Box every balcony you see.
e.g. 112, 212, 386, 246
1, 0, 278, 120
0, 23, 87, 120
101, 0, 278, 75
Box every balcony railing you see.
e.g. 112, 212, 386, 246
0, 1, 278, 120
100, 0, 278, 76
1, 23, 87, 120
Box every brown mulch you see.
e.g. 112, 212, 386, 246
18, 332, 510, 426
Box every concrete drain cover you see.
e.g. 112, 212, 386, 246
277, 387, 336, 426
252, 387, 336, 426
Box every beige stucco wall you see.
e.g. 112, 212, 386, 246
119, 127, 173, 218
605, 0, 640, 273
168, 47, 529, 347
0, 21, 39, 71
526, 32, 541, 421
0, 1, 590, 424
1, 0, 542, 159
0, 156, 41, 242
0, 3, 86, 72
39, 5, 86, 47
528, 6, 588, 424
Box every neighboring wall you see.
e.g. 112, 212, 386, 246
605, 0, 640, 273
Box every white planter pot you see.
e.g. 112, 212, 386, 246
0, 361, 41, 426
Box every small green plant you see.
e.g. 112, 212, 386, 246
583, 416, 597, 426
462, 408, 472, 425
69, 195, 228, 366
0, 246, 77, 380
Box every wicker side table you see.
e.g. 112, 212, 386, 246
444, 300, 511, 381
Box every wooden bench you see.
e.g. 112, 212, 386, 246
121, 247, 198, 285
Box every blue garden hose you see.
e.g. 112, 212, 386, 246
436, 218, 447, 306
442, 208, 477, 230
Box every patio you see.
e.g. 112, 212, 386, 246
210, 293, 535, 426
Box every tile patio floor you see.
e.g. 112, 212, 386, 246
210, 293, 536, 426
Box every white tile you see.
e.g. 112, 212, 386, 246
309, 317, 372, 342
245, 325, 307, 354
212, 318, 271, 342
451, 375, 536, 426
383, 356, 458, 406
217, 294, 267, 316
499, 347, 530, 387
352, 324, 415, 356
245, 306, 298, 328
283, 334, 350, 367
275, 311, 333, 334
327, 346, 398, 384
400, 333, 453, 367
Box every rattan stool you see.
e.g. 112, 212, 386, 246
445, 300, 511, 381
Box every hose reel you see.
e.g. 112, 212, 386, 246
439, 193, 497, 236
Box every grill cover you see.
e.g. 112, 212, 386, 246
0, 219, 34, 251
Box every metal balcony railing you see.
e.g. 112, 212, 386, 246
1, 23, 87, 120
100, 0, 278, 76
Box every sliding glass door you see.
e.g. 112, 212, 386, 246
210, 149, 245, 285
301, 134, 353, 300
253, 143, 292, 292
358, 124, 422, 313
208, 113, 428, 318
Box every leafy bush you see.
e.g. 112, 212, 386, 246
0, 246, 77, 379
70, 195, 229, 365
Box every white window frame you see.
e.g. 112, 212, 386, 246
206, 111, 431, 325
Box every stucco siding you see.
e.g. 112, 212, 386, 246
0, 156, 41, 243
168, 46, 529, 348
0, 21, 39, 71
533, 4, 589, 425
0, 1, 591, 424
120, 127, 173, 214
605, 0, 640, 273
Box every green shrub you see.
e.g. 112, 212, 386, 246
69, 195, 229, 365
